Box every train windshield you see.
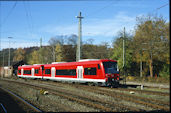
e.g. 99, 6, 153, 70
103, 61, 118, 74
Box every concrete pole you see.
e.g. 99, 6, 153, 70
53, 45, 55, 62
3, 51, 4, 67
8, 37, 12, 67
76, 12, 83, 62
140, 50, 143, 77
40, 37, 43, 63
123, 27, 126, 84
40, 37, 42, 48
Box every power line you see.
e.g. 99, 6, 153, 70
23, 1, 34, 35
0, 1, 17, 53
156, 3, 169, 10
0, 1, 17, 26
84, 0, 120, 23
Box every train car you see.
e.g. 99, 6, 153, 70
17, 59, 120, 87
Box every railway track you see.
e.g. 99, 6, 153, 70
88, 87, 170, 111
13, 77, 170, 96
55, 83, 169, 111
0, 78, 141, 112
35, 80, 170, 111
1, 78, 170, 111
40, 83, 143, 112
116, 87, 169, 96
21, 78, 170, 107
144, 85, 169, 90
0, 87, 42, 113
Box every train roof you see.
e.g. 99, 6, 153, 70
18, 59, 117, 69
18, 64, 43, 69
45, 59, 116, 67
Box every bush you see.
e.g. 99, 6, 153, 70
159, 64, 170, 79
127, 76, 135, 81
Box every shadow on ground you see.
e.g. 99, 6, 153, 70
118, 84, 140, 88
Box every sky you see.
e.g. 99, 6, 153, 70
0, 0, 170, 50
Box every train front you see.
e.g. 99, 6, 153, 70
103, 61, 120, 87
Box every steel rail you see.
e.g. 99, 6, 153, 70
46, 81, 169, 111
81, 86, 170, 111
1, 78, 169, 111
1, 78, 139, 112
36, 80, 170, 106
116, 87, 169, 96
0, 79, 113, 112
0, 87, 42, 112
0, 103, 7, 113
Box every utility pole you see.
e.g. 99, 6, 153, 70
123, 27, 126, 84
3, 51, 4, 66
53, 45, 55, 62
40, 37, 42, 48
8, 37, 12, 67
40, 37, 43, 63
149, 40, 153, 77
76, 12, 84, 62
140, 49, 143, 77
123, 27, 125, 68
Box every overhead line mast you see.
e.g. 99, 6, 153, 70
76, 12, 84, 62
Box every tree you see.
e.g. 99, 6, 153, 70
66, 34, 77, 46
48, 34, 78, 62
133, 14, 169, 77
55, 43, 62, 62
38, 47, 52, 64
48, 35, 66, 62
13, 48, 26, 61
28, 50, 40, 64
111, 30, 134, 76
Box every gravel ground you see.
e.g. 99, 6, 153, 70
121, 81, 170, 88
0, 77, 170, 112
0, 80, 99, 112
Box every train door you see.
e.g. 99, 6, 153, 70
21, 69, 23, 75
51, 67, 55, 77
31, 68, 34, 76
77, 66, 83, 79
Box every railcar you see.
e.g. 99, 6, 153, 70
17, 59, 120, 87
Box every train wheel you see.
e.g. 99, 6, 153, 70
88, 82, 93, 86
97, 82, 102, 86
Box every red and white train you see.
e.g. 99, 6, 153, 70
17, 59, 120, 87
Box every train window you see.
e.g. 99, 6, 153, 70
56, 69, 76, 76
103, 62, 117, 74
18, 70, 21, 74
84, 67, 97, 75
45, 69, 51, 74
24, 70, 31, 75
98, 64, 100, 69
35, 69, 39, 74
